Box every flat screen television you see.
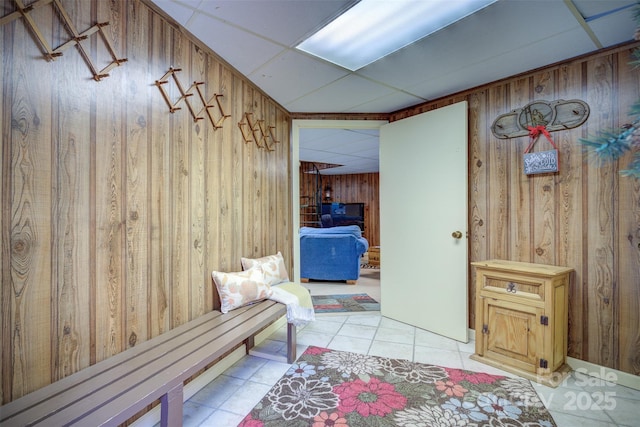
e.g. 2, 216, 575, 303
322, 203, 364, 229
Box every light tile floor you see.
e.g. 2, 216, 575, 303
181, 312, 640, 427
172, 263, 639, 426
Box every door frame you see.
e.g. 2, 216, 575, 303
291, 119, 388, 282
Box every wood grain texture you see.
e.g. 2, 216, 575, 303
0, 0, 291, 402
149, 11, 172, 338
615, 48, 640, 374
585, 55, 617, 369
6, 7, 54, 399
487, 85, 510, 260
467, 90, 488, 330
508, 78, 533, 264
556, 63, 586, 360
0, 2, 4, 405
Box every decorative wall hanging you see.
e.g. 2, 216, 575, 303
491, 99, 590, 175
523, 126, 559, 175
579, 5, 640, 178
154, 67, 230, 129
491, 99, 590, 139
238, 112, 279, 151
0, 0, 127, 81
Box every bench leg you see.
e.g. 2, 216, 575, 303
161, 382, 184, 427
287, 322, 297, 364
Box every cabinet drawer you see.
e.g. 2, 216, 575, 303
482, 277, 544, 301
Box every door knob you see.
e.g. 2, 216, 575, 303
452, 231, 463, 239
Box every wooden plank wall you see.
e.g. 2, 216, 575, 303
299, 171, 380, 246
391, 44, 640, 376
0, 0, 291, 403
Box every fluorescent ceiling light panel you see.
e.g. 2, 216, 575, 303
297, 0, 497, 71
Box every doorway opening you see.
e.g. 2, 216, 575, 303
292, 120, 387, 298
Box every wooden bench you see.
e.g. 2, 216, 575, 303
0, 300, 296, 426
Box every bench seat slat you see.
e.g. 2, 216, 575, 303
0, 310, 222, 419
1, 300, 288, 426
74, 302, 286, 426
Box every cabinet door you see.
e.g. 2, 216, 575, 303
482, 298, 544, 373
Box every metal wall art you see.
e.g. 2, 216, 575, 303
491, 99, 589, 139
491, 99, 590, 175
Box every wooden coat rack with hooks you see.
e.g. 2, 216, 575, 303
155, 67, 230, 129
237, 112, 279, 151
0, 0, 127, 81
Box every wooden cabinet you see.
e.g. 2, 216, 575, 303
470, 260, 573, 387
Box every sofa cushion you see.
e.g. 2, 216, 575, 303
300, 225, 362, 238
299, 225, 369, 282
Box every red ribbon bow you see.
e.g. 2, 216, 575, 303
525, 125, 557, 153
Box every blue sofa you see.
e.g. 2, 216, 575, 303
300, 225, 369, 284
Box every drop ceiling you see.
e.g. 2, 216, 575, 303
151, 0, 638, 174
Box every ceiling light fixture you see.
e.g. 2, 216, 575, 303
296, 0, 497, 71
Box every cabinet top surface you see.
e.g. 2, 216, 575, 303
471, 259, 573, 276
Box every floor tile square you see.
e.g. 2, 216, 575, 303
604, 395, 640, 426
415, 328, 459, 351
219, 380, 273, 415
414, 346, 464, 369
369, 340, 414, 360
379, 316, 416, 331
337, 322, 378, 340
345, 313, 382, 327
224, 356, 268, 380
249, 359, 292, 385
181, 401, 216, 427
188, 375, 245, 408
328, 335, 372, 354
297, 330, 334, 347
374, 326, 415, 345
303, 318, 345, 334
199, 409, 246, 426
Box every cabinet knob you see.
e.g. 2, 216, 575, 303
452, 231, 463, 239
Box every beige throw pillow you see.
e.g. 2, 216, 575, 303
211, 268, 272, 313
241, 251, 289, 286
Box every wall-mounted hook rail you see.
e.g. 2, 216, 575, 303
0, 0, 127, 80
238, 112, 278, 151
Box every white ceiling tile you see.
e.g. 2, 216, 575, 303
408, 25, 598, 101
151, 0, 200, 25
572, 0, 636, 18
284, 74, 395, 112
359, 0, 584, 89
346, 91, 426, 114
249, 50, 349, 105
587, 6, 637, 47
187, 14, 285, 75
191, 0, 356, 47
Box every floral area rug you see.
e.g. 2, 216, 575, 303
311, 294, 380, 313
239, 346, 556, 427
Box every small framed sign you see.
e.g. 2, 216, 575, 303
524, 150, 558, 175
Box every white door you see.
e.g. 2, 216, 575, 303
379, 101, 468, 342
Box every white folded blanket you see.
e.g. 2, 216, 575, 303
269, 283, 315, 326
